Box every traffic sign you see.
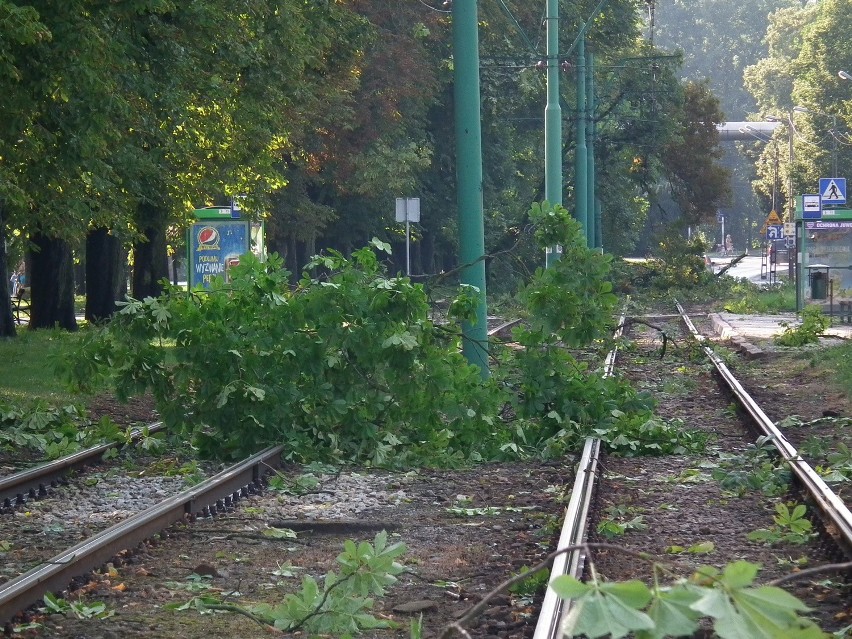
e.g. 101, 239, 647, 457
766, 225, 784, 240
802, 194, 822, 220
783, 222, 795, 237
819, 178, 846, 205
760, 210, 782, 234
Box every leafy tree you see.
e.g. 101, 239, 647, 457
654, 0, 799, 252
661, 82, 731, 226
743, 1, 848, 220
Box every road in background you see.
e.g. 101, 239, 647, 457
711, 254, 778, 284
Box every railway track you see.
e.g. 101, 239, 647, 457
1, 306, 850, 637
0, 423, 166, 512
534, 303, 852, 638
0, 445, 283, 630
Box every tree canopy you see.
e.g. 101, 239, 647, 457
0, 0, 734, 334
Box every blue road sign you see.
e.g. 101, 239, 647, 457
820, 178, 846, 205
802, 194, 822, 220
766, 225, 784, 240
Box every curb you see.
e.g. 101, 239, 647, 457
708, 313, 765, 359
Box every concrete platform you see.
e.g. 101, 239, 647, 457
709, 312, 852, 358
712, 312, 852, 340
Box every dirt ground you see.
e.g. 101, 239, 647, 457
26, 462, 575, 639
9, 311, 852, 638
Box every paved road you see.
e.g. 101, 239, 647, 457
710, 254, 790, 285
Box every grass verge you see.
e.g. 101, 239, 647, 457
0, 328, 85, 407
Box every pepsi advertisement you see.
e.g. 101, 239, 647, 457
188, 220, 250, 289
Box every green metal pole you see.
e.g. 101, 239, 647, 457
575, 31, 588, 243
586, 49, 597, 247
453, 0, 489, 377
544, 0, 561, 267
595, 198, 602, 249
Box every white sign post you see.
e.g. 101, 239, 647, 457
395, 197, 420, 276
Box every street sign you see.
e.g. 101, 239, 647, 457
819, 177, 846, 205
766, 225, 784, 240
395, 197, 420, 223
802, 194, 822, 220
760, 210, 782, 234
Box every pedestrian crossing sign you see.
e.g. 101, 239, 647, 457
760, 211, 781, 234
819, 177, 846, 205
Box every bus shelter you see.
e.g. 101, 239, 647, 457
798, 208, 852, 319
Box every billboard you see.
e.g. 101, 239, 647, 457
188, 219, 250, 289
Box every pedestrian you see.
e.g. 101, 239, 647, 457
725, 234, 733, 256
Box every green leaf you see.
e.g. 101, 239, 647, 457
550, 575, 591, 599
638, 585, 702, 639
722, 561, 760, 589
688, 541, 715, 554
263, 527, 297, 539
559, 580, 654, 639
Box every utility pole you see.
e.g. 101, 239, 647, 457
453, 0, 489, 378
544, 0, 562, 267
586, 48, 598, 248
574, 31, 588, 242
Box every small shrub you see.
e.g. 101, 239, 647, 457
775, 306, 829, 347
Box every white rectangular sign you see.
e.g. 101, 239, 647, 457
802, 194, 821, 220
395, 198, 420, 223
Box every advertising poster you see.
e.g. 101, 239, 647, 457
188, 220, 250, 289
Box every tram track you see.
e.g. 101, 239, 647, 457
2, 307, 851, 637
0, 423, 167, 512
0, 445, 283, 630
534, 303, 852, 638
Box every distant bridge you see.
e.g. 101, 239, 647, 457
716, 121, 780, 142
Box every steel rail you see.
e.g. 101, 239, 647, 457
676, 301, 852, 554
533, 314, 625, 639
487, 318, 523, 337
0, 444, 283, 625
0, 423, 166, 508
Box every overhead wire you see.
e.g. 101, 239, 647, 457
414, 0, 451, 13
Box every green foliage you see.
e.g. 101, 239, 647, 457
610, 240, 723, 304
0, 400, 121, 460
267, 471, 321, 496
596, 503, 648, 539
775, 306, 829, 347
522, 202, 617, 346
494, 203, 708, 458
168, 531, 406, 635
712, 438, 791, 497
651, 231, 715, 291
553, 560, 821, 639
747, 502, 815, 546
68, 211, 704, 465
722, 280, 797, 314
509, 566, 550, 598
67, 247, 502, 464
41, 593, 113, 620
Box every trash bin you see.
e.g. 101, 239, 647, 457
811, 270, 827, 300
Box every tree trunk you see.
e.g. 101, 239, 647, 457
0, 206, 17, 338
131, 203, 169, 299
85, 227, 124, 323
421, 231, 435, 276
287, 235, 298, 283
29, 233, 77, 331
